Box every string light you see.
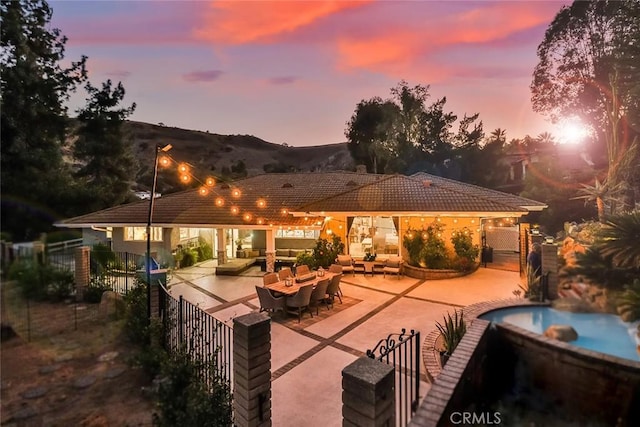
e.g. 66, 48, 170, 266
281, 208, 288, 215
205, 177, 216, 187
215, 197, 224, 207
243, 213, 252, 222
230, 206, 239, 215
159, 156, 171, 167
178, 163, 190, 174
257, 199, 266, 208
232, 189, 241, 198
198, 187, 208, 196
180, 174, 191, 183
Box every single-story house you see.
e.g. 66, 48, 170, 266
55, 171, 546, 274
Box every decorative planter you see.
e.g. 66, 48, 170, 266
403, 263, 476, 280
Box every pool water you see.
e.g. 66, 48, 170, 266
480, 306, 640, 362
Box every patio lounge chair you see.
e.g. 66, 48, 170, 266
255, 285, 285, 316
383, 257, 403, 279
336, 255, 355, 276
326, 273, 343, 307
310, 278, 331, 315
285, 283, 314, 322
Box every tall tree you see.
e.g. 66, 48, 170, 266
1, 0, 87, 240
73, 80, 137, 211
345, 97, 398, 173
531, 0, 640, 209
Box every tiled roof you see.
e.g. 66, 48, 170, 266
58, 172, 383, 227
297, 175, 530, 214
410, 172, 547, 210
57, 171, 540, 228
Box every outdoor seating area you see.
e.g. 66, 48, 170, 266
257, 269, 344, 323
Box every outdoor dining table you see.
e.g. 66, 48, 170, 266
264, 271, 336, 296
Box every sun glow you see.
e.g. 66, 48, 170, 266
558, 119, 589, 145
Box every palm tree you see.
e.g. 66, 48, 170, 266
489, 128, 506, 144
572, 177, 625, 223
598, 211, 640, 269
536, 132, 555, 146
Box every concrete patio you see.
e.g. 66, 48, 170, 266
167, 260, 520, 427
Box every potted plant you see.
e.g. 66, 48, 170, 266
435, 310, 466, 366
363, 252, 377, 262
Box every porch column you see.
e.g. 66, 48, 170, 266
217, 228, 227, 264
265, 229, 275, 273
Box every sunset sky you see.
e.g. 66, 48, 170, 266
51, 0, 571, 147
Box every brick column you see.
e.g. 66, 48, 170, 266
233, 312, 271, 427
542, 243, 559, 299
74, 246, 90, 301
342, 357, 395, 426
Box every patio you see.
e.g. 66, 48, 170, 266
167, 261, 519, 426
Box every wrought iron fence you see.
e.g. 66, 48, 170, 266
90, 251, 144, 295
158, 282, 233, 390
367, 328, 421, 427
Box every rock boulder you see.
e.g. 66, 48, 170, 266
544, 324, 578, 342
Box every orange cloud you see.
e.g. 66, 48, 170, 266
196, 0, 370, 45
334, 1, 561, 80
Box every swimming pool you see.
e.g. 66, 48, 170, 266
480, 306, 640, 362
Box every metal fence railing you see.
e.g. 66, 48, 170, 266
367, 329, 421, 427
159, 282, 233, 390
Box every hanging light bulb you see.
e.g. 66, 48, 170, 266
232, 189, 241, 198
257, 199, 266, 208
159, 156, 171, 167
215, 197, 225, 207
205, 177, 216, 187
198, 186, 208, 196
180, 174, 191, 183
230, 206, 239, 215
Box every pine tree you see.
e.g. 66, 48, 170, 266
1, 0, 86, 240
73, 80, 137, 211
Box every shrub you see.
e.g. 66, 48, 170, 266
451, 228, 479, 271
435, 310, 466, 354
519, 265, 541, 301
85, 274, 115, 303
618, 279, 640, 322
195, 237, 213, 261
153, 349, 233, 427
8, 260, 74, 301
402, 229, 424, 267
91, 243, 119, 274
296, 235, 344, 269
177, 248, 198, 268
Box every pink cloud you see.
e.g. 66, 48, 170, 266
195, 0, 371, 44
183, 70, 224, 83
267, 76, 298, 85
106, 70, 131, 79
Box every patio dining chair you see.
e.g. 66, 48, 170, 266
295, 264, 311, 277
310, 278, 331, 315
262, 272, 279, 286
255, 285, 285, 316
326, 273, 343, 307
285, 283, 314, 322
329, 264, 344, 297
278, 267, 293, 281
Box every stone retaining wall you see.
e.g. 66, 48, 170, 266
403, 264, 472, 280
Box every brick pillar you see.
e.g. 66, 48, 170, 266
233, 312, 272, 427
217, 228, 227, 265
74, 246, 90, 301
265, 252, 275, 273
542, 243, 559, 299
342, 357, 395, 427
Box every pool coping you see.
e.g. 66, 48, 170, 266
413, 298, 640, 427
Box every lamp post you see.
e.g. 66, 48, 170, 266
147, 143, 172, 319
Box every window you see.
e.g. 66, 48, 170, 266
275, 229, 319, 239
347, 216, 398, 257
124, 227, 163, 242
